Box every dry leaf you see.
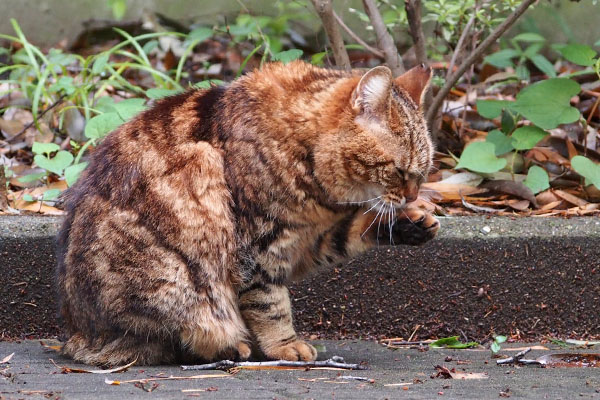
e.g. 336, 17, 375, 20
51, 358, 136, 374
1, 353, 14, 363
553, 189, 588, 207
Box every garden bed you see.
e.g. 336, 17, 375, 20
2, 214, 599, 342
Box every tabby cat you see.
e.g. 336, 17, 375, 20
56, 61, 439, 366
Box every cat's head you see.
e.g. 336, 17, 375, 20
314, 64, 434, 208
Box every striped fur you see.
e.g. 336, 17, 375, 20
56, 61, 439, 366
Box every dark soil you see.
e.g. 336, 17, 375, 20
2, 215, 600, 342
291, 238, 600, 342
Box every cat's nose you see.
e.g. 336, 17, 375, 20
405, 192, 418, 203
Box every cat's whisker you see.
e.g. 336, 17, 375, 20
337, 195, 381, 205
390, 206, 396, 245
388, 206, 393, 245
402, 209, 417, 227
361, 201, 385, 238
363, 199, 382, 215
376, 202, 388, 245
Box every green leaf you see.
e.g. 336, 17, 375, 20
94, 96, 117, 113
476, 100, 513, 119
42, 188, 61, 201
32, 142, 60, 156
34, 150, 74, 175
146, 88, 183, 99
523, 165, 550, 194
92, 53, 109, 75
64, 162, 88, 187
430, 336, 479, 349
491, 341, 501, 354
515, 64, 530, 81
112, 98, 146, 121
553, 43, 597, 67
17, 172, 46, 183
49, 76, 76, 95
571, 156, 600, 189
142, 40, 158, 55
511, 126, 548, 150
484, 49, 519, 68
194, 79, 225, 89
486, 130, 514, 156
513, 32, 546, 43
84, 112, 123, 140
23, 194, 35, 202
527, 54, 556, 78
108, 0, 127, 20
311, 51, 328, 65
271, 49, 303, 64
185, 27, 213, 46
495, 335, 508, 344
501, 109, 518, 134
510, 78, 581, 129
456, 142, 507, 173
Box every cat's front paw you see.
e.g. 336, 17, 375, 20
384, 208, 440, 245
264, 339, 317, 361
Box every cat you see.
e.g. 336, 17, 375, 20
56, 60, 439, 366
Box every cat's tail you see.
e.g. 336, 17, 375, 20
62, 332, 174, 366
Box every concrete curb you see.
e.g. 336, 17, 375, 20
1, 215, 599, 340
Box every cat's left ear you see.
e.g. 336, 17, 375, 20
394, 64, 432, 106
351, 66, 393, 116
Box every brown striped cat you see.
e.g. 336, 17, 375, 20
56, 61, 439, 366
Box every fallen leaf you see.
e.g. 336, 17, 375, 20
481, 180, 538, 208
1, 353, 14, 363
51, 358, 136, 374
553, 189, 588, 207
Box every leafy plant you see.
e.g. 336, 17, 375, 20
491, 335, 507, 354
457, 77, 583, 193
484, 32, 556, 81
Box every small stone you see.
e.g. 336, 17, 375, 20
481, 226, 491, 234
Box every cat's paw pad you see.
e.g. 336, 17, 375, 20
265, 340, 317, 361
391, 208, 439, 245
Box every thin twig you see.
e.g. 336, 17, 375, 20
9, 94, 66, 143
310, 0, 351, 70
181, 356, 366, 371
362, 0, 405, 76
332, 10, 384, 58
425, 0, 536, 127
447, 3, 479, 79
496, 347, 535, 365
405, 0, 427, 66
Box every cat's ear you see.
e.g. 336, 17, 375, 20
351, 66, 393, 115
394, 64, 432, 106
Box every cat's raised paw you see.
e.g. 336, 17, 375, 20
265, 340, 317, 361
384, 208, 440, 245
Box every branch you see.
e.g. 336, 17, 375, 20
362, 0, 405, 76
405, 0, 427, 66
496, 347, 540, 365
310, 0, 351, 70
447, 4, 479, 79
333, 10, 384, 58
181, 356, 367, 371
8, 94, 66, 143
425, 0, 536, 127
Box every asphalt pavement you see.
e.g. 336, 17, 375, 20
1, 339, 599, 399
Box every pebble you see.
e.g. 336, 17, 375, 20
480, 226, 491, 234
